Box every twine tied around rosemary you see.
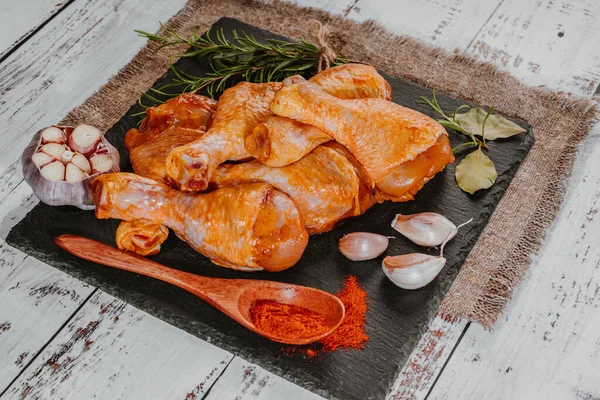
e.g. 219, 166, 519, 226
309, 20, 337, 72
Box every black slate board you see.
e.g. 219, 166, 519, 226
7, 18, 533, 400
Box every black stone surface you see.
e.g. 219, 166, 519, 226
7, 18, 534, 400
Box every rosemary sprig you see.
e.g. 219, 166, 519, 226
133, 25, 347, 110
419, 89, 488, 152
420, 89, 526, 194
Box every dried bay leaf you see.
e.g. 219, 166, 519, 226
455, 107, 526, 140
455, 148, 497, 194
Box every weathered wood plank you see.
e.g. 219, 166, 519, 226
289, 0, 356, 15
340, 0, 501, 51
4, 0, 600, 399
2, 290, 234, 399
0, 0, 189, 203
0, 0, 70, 58
0, 182, 93, 392
204, 357, 324, 400
465, 0, 600, 96
386, 316, 468, 400
426, 124, 600, 400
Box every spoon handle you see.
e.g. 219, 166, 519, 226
54, 234, 208, 290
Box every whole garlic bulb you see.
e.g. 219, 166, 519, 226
22, 125, 120, 210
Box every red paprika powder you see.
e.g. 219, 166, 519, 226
249, 300, 329, 339
283, 275, 369, 358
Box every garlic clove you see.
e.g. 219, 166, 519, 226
68, 124, 102, 157
61, 150, 74, 164
339, 232, 389, 261
65, 163, 85, 182
32, 152, 55, 168
94, 141, 108, 154
382, 253, 447, 290
41, 143, 67, 160
40, 161, 66, 182
41, 127, 66, 144
391, 212, 457, 247
71, 153, 91, 174
89, 153, 114, 174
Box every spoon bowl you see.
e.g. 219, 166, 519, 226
236, 282, 345, 344
55, 234, 345, 345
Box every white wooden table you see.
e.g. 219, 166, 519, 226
1, 1, 599, 399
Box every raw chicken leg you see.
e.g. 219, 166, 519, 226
213, 145, 372, 233
270, 79, 453, 201
129, 126, 206, 183
126, 93, 217, 150
245, 64, 393, 167
307, 63, 392, 101
245, 116, 331, 167
166, 82, 282, 191
92, 173, 308, 271
121, 93, 217, 256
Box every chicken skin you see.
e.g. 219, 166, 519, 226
92, 173, 308, 271
212, 145, 370, 233
165, 82, 282, 191
115, 219, 169, 256
126, 93, 217, 150
121, 94, 217, 256
270, 79, 453, 201
245, 116, 332, 167
129, 126, 206, 183
307, 63, 392, 101
245, 64, 392, 168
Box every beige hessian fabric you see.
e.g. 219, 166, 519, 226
61, 0, 598, 328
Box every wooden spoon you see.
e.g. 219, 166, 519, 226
55, 234, 345, 345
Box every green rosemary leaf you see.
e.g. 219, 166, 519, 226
135, 24, 348, 106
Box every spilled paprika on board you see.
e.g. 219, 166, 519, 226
283, 274, 369, 358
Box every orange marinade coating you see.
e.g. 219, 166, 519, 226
166, 82, 282, 192
212, 145, 365, 234
92, 173, 308, 272
126, 93, 217, 150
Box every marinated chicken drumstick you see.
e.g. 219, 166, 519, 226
212, 145, 372, 233
125, 93, 217, 150
92, 173, 308, 271
245, 116, 332, 167
270, 78, 454, 202
307, 63, 392, 101
121, 94, 217, 256
245, 64, 393, 167
166, 82, 282, 191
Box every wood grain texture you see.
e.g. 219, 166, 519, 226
465, 0, 600, 97
340, 0, 500, 50
386, 316, 468, 400
0, 0, 70, 58
0, 182, 92, 392
204, 357, 323, 400
2, 290, 234, 400
3, 0, 600, 399
0, 0, 188, 203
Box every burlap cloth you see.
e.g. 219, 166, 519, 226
62, 0, 598, 328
